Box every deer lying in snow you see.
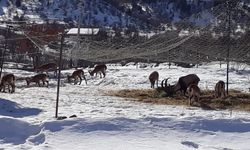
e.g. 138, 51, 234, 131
187, 84, 201, 106
215, 80, 226, 98
149, 71, 159, 88
26, 73, 49, 87
67, 69, 87, 85
0, 73, 15, 93
89, 64, 107, 78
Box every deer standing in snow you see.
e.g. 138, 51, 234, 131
67, 69, 87, 85
26, 73, 49, 87
0, 73, 15, 93
187, 84, 201, 106
215, 80, 226, 98
89, 64, 107, 78
149, 71, 159, 88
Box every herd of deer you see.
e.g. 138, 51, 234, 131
0, 63, 227, 106
0, 63, 107, 93
149, 71, 226, 105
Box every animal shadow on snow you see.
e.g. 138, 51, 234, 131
0, 98, 42, 117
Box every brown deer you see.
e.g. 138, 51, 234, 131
187, 84, 201, 106
35, 63, 58, 77
67, 69, 87, 85
215, 80, 226, 98
159, 74, 200, 97
157, 78, 175, 96
149, 71, 159, 88
26, 73, 49, 87
89, 64, 107, 78
0, 73, 15, 93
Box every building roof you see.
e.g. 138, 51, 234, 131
67, 28, 99, 35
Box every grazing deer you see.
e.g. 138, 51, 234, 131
149, 71, 159, 88
26, 73, 49, 87
89, 64, 107, 78
0, 73, 15, 93
187, 84, 201, 106
67, 69, 87, 85
215, 80, 226, 98
157, 78, 175, 96
159, 74, 200, 96
35, 63, 58, 77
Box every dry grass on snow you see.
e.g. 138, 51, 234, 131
105, 89, 250, 111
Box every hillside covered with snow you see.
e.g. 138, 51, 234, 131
0, 0, 237, 29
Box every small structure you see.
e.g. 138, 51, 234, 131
66, 27, 100, 67
67, 28, 99, 36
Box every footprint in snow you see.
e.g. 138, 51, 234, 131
181, 141, 199, 149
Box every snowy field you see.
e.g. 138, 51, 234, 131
0, 62, 250, 150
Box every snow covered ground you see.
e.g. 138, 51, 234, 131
0, 62, 250, 150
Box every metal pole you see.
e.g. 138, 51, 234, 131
0, 26, 10, 78
55, 33, 64, 118
196, 49, 199, 68
226, 0, 232, 95
76, 0, 83, 67
0, 38, 7, 78
168, 50, 170, 69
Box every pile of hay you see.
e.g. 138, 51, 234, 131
106, 89, 250, 111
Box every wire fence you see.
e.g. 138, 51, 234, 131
1, 1, 250, 66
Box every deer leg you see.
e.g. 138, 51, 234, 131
8, 84, 11, 93
2, 84, 6, 92
9, 84, 11, 93
189, 97, 191, 106
46, 81, 49, 87
189, 95, 193, 106
2, 84, 6, 93
79, 76, 82, 85
103, 71, 106, 78
74, 77, 78, 85
194, 95, 197, 102
9, 84, 12, 93
83, 75, 87, 85
218, 90, 221, 98
11, 84, 15, 93
223, 91, 226, 98
184, 89, 186, 96
184, 89, 189, 98
38, 81, 41, 87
